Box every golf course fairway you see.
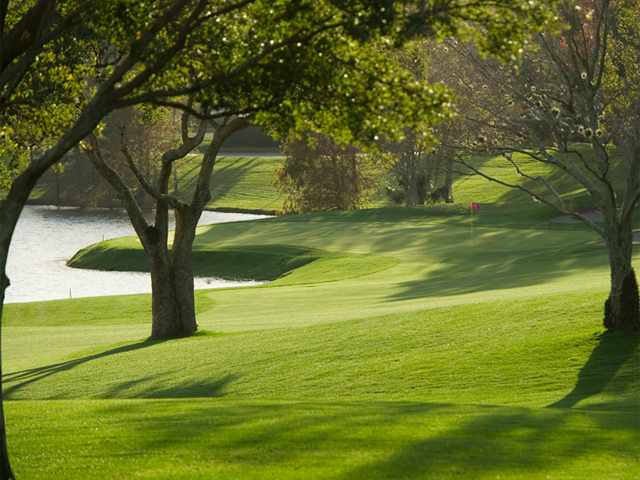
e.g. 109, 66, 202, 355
2, 202, 638, 479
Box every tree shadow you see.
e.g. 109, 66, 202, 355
386, 244, 606, 302
101, 373, 239, 399
334, 406, 636, 480
175, 157, 262, 205
3, 339, 165, 399
84, 401, 637, 478
547, 331, 640, 409
4, 337, 241, 400
209, 157, 262, 203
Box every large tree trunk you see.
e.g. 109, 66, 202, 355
145, 228, 181, 337
144, 206, 199, 339
603, 209, 639, 333
0, 276, 15, 480
169, 207, 199, 336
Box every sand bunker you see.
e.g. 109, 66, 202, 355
548, 207, 639, 244
548, 207, 604, 223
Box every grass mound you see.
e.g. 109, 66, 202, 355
69, 241, 316, 281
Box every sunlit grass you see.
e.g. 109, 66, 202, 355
174, 155, 285, 212
2, 147, 639, 479
7, 399, 637, 480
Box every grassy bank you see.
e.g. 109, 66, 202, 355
14, 155, 287, 212
175, 155, 286, 211
68, 242, 317, 281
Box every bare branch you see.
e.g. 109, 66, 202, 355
458, 154, 604, 236
83, 133, 151, 238
119, 126, 186, 210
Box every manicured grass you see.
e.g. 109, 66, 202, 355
7, 399, 637, 479
174, 155, 286, 212
68, 241, 317, 281
2, 148, 639, 479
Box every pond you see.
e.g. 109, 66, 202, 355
5, 206, 266, 304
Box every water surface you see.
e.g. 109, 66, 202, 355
6, 206, 266, 303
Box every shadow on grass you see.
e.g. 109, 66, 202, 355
334, 406, 636, 479
4, 337, 240, 400
102, 373, 239, 399
209, 157, 261, 203
387, 245, 606, 302
547, 331, 640, 409
175, 157, 261, 204
81, 401, 637, 479
3, 339, 163, 399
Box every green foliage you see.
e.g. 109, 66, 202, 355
1, 0, 563, 190
274, 132, 377, 213
136, 104, 172, 125
0, 147, 27, 190
602, 0, 640, 134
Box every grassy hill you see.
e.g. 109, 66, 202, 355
2, 145, 639, 479
175, 155, 285, 212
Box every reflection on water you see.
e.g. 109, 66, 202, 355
5, 206, 267, 304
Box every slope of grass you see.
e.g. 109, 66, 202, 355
175, 155, 285, 212
451, 144, 631, 219
7, 398, 636, 480
68, 241, 317, 281
3, 146, 639, 479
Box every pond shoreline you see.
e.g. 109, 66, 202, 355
5, 206, 268, 304
16, 198, 280, 217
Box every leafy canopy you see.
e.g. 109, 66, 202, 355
1, 1, 561, 173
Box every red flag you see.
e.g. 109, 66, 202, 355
472, 202, 479, 210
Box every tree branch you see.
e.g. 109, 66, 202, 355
119, 126, 186, 210
457, 154, 604, 236
82, 133, 150, 239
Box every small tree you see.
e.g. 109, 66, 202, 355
377, 42, 461, 206
378, 125, 457, 205
274, 132, 375, 213
83, 103, 250, 337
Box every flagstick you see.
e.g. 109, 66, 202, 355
471, 203, 474, 248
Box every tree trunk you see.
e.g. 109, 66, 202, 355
0, 276, 15, 480
144, 227, 182, 337
55, 168, 61, 207
145, 209, 199, 338
0, 105, 106, 479
405, 173, 420, 206
169, 208, 199, 336
603, 207, 639, 333
444, 155, 454, 203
